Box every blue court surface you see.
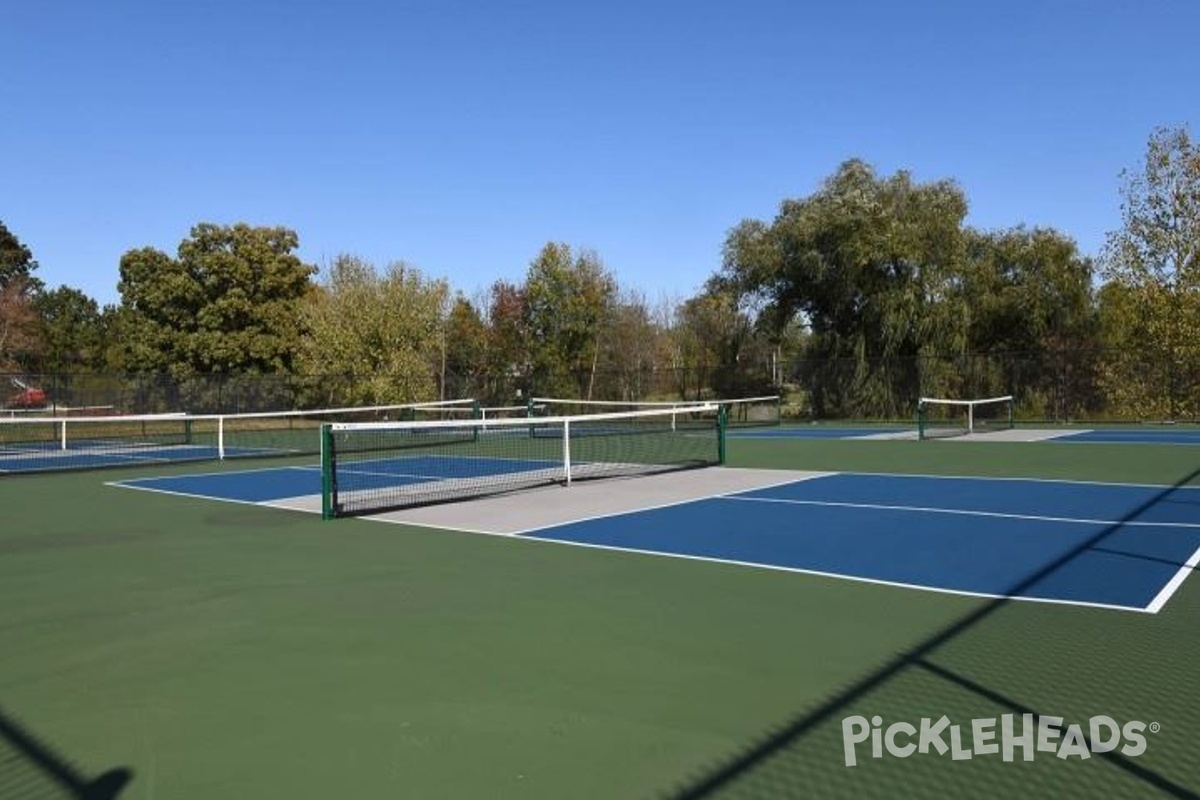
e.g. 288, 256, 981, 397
112, 454, 565, 503
728, 426, 907, 439
112, 462, 1200, 614
1054, 428, 1200, 444
730, 425, 1200, 444
0, 444, 283, 473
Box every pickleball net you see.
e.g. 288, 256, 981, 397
531, 395, 781, 428
0, 400, 478, 473
917, 395, 1015, 439
320, 404, 726, 518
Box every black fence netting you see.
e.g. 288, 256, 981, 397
2, 347, 1195, 423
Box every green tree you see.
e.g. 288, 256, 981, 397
1099, 126, 1200, 419
960, 227, 1096, 418
595, 290, 662, 400
1095, 281, 1153, 419
116, 223, 316, 375
33, 286, 105, 372
295, 255, 450, 406
442, 295, 490, 401
96, 304, 135, 372
669, 286, 756, 400
720, 159, 970, 417
522, 243, 617, 398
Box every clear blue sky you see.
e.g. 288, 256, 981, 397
4, 0, 1196, 307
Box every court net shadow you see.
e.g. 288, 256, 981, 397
0, 707, 132, 800
667, 465, 1200, 799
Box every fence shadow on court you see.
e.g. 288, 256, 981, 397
0, 707, 132, 800
668, 466, 1200, 800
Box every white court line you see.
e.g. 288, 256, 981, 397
339, 517, 520, 537
718, 495, 1200, 529
1145, 543, 1200, 613
512, 472, 833, 536
1056, 441, 1200, 448
107, 475, 1158, 614
333, 467, 446, 482
4, 450, 205, 469
1052, 440, 1200, 448
104, 466, 1196, 613
841, 470, 1200, 491
107, 464, 319, 482
336, 463, 560, 484
336, 455, 561, 481
107, 481, 309, 511
513, 535, 1151, 614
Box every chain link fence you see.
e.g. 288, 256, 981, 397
2, 346, 1195, 422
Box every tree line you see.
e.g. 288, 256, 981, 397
2, 125, 1197, 420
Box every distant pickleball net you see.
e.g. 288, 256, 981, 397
531, 395, 781, 428
320, 404, 726, 518
0, 400, 477, 473
398, 402, 530, 426
917, 395, 1014, 439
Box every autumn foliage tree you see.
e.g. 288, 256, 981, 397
0, 221, 42, 371
295, 255, 450, 406
0, 281, 40, 372
1099, 126, 1200, 419
522, 243, 617, 399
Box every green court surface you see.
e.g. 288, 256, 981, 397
2, 437, 1199, 798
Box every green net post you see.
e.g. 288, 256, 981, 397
320, 423, 335, 520
184, 418, 193, 445
773, 395, 782, 427
1008, 397, 1015, 430
717, 404, 728, 465
917, 401, 926, 441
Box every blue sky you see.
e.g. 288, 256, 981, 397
3, 0, 1196, 307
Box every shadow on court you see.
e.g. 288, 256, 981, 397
0, 707, 132, 800
668, 465, 1200, 799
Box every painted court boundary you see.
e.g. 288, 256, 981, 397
105, 468, 1200, 614
513, 481, 1199, 615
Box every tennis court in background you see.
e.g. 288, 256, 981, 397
729, 424, 1200, 444
0, 401, 481, 474
7, 425, 1196, 473
6, 393, 1198, 477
